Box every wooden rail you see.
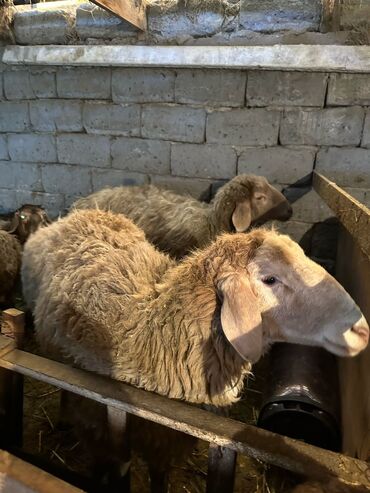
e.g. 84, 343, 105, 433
0, 449, 84, 493
313, 171, 370, 260
0, 335, 369, 491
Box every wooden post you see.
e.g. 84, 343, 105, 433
107, 406, 131, 492
0, 308, 25, 448
206, 444, 237, 493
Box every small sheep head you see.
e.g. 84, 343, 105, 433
6, 204, 51, 243
213, 230, 369, 363
214, 175, 292, 233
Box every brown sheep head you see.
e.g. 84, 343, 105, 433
213, 175, 292, 233
212, 230, 369, 363
6, 204, 51, 243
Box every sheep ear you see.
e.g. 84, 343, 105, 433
232, 201, 252, 232
6, 214, 20, 234
219, 274, 263, 363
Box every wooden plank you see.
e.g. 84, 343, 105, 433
90, 0, 147, 30
0, 340, 369, 491
0, 449, 84, 493
313, 171, 370, 260
336, 227, 370, 461
321, 0, 341, 32
206, 445, 237, 493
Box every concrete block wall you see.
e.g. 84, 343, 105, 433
0, 65, 369, 247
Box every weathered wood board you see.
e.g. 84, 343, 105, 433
313, 172, 370, 260
0, 449, 84, 493
0, 340, 368, 491
90, 0, 147, 30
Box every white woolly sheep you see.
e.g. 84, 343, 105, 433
72, 174, 292, 258
22, 209, 369, 492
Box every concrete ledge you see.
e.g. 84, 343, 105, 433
3, 45, 370, 72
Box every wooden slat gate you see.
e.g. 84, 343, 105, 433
0, 171, 369, 492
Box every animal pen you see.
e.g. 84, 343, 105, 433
0, 172, 369, 492
1, 0, 370, 491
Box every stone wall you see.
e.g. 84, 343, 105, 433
0, 64, 369, 245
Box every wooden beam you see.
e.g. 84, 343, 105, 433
0, 339, 369, 491
313, 171, 370, 260
0, 449, 84, 493
206, 445, 236, 493
90, 0, 147, 30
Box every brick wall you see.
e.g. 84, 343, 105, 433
0, 66, 369, 244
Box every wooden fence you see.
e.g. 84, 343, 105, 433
0, 171, 369, 492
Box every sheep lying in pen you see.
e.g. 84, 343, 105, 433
72, 174, 292, 258
0, 205, 51, 305
22, 210, 369, 492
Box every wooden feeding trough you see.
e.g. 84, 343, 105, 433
0, 172, 369, 492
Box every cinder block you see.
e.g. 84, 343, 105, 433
327, 74, 370, 106
0, 135, 8, 160
83, 102, 140, 136
4, 70, 57, 100
76, 3, 137, 39
57, 68, 111, 99
175, 69, 246, 107
247, 71, 327, 107
14, 10, 75, 45
42, 164, 91, 196
91, 168, 148, 191
240, 0, 321, 32
238, 146, 316, 184
30, 100, 83, 132
0, 161, 42, 191
142, 105, 206, 143
4, 71, 35, 100
147, 4, 226, 38
362, 110, 370, 148
112, 138, 170, 174
8, 134, 57, 163
112, 69, 175, 103
207, 108, 280, 145
0, 189, 18, 213
0, 102, 29, 132
150, 174, 212, 201
280, 107, 364, 146
290, 189, 333, 223
57, 134, 110, 167
273, 220, 312, 243
15, 190, 64, 218
316, 147, 370, 187
30, 70, 57, 98
171, 143, 236, 179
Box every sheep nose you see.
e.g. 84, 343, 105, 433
351, 316, 370, 346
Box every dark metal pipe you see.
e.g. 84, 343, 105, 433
257, 343, 341, 452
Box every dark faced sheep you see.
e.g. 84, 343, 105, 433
21, 209, 369, 491
0, 204, 51, 244
72, 174, 292, 258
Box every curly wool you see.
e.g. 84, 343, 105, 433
0, 230, 21, 303
22, 209, 258, 408
72, 175, 282, 259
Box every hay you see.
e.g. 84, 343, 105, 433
0, 0, 15, 42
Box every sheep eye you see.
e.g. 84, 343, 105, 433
20, 214, 26, 220
262, 276, 277, 285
